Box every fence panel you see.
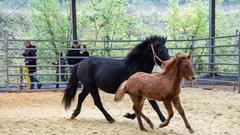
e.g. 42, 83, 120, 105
0, 35, 239, 92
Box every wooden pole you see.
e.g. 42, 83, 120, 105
71, 0, 77, 43
19, 67, 23, 89
25, 67, 30, 90
209, 0, 216, 76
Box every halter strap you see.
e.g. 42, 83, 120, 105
150, 43, 165, 66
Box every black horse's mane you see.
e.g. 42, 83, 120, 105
126, 35, 166, 62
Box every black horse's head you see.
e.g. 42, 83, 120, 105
145, 35, 170, 65
126, 35, 170, 66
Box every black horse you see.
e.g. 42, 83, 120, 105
62, 35, 170, 123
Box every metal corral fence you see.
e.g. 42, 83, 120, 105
0, 33, 240, 92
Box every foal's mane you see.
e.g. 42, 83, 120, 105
161, 54, 189, 75
126, 35, 166, 62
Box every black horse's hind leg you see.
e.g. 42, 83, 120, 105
71, 87, 90, 119
123, 112, 136, 119
124, 100, 166, 122
90, 88, 115, 123
148, 100, 166, 122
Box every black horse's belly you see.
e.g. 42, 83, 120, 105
94, 63, 129, 94
95, 73, 128, 94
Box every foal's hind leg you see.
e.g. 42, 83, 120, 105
123, 100, 166, 123
138, 110, 154, 129
131, 95, 154, 131
172, 96, 194, 133
148, 100, 166, 122
159, 100, 174, 128
71, 86, 90, 119
132, 105, 147, 131
89, 87, 115, 123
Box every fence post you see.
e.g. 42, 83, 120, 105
25, 67, 30, 89
5, 39, 9, 91
58, 51, 61, 89
191, 36, 197, 87
18, 67, 23, 90
238, 31, 240, 93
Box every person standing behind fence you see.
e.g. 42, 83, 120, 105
22, 40, 42, 89
66, 42, 81, 71
66, 43, 90, 67
79, 44, 89, 61
52, 52, 66, 88
66, 43, 89, 88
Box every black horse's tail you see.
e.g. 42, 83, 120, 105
62, 64, 78, 110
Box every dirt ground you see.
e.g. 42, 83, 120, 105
0, 88, 240, 135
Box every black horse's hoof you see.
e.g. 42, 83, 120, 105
70, 115, 76, 120
123, 113, 136, 120
108, 118, 115, 123
70, 111, 79, 119
160, 116, 166, 122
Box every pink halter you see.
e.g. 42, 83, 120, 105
150, 43, 165, 66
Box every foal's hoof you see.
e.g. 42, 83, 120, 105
159, 123, 167, 128
140, 127, 148, 132
123, 113, 136, 120
108, 118, 115, 123
150, 123, 154, 129
189, 128, 194, 133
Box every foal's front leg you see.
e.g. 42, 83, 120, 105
172, 96, 194, 133
159, 100, 174, 128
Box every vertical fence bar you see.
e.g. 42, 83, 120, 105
58, 51, 61, 90
212, 37, 216, 87
191, 36, 197, 87
19, 66, 23, 90
238, 32, 240, 93
6, 38, 9, 91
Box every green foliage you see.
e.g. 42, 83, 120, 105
77, 0, 138, 56
28, 0, 71, 47
164, 0, 208, 40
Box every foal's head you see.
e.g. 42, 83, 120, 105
177, 54, 196, 81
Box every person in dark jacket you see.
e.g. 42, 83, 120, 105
66, 43, 89, 88
66, 43, 90, 65
66, 42, 81, 66
52, 52, 66, 88
22, 40, 42, 89
79, 44, 89, 61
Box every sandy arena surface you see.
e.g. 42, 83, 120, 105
0, 88, 240, 135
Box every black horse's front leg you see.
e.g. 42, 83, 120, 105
148, 100, 166, 122
124, 100, 166, 122
90, 88, 115, 123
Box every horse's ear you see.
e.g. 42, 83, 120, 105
176, 53, 181, 59
165, 36, 167, 40
187, 54, 192, 59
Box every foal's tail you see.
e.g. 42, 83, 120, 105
114, 80, 128, 102
62, 64, 78, 110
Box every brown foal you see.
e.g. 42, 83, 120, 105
114, 54, 196, 133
